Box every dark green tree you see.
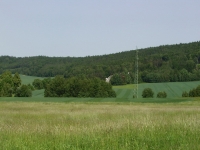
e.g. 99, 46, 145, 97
44, 76, 67, 97
15, 85, 32, 97
195, 85, 200, 97
182, 91, 189, 97
185, 60, 195, 73
32, 79, 43, 90
110, 73, 123, 85
42, 78, 52, 89
0, 71, 13, 86
189, 88, 196, 97
0, 83, 13, 97
13, 72, 21, 93
44, 76, 116, 98
27, 83, 35, 91
142, 88, 154, 98
162, 55, 169, 61
0, 71, 14, 97
157, 91, 167, 98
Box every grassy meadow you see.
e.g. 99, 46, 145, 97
0, 101, 200, 149
0, 75, 200, 149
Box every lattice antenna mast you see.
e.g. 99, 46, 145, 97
134, 48, 139, 98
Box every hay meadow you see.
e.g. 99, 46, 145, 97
1, 75, 200, 149
0, 100, 200, 149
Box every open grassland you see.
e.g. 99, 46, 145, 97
0, 101, 200, 149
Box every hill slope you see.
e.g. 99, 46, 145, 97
1, 41, 200, 83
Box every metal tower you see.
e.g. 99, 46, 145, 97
134, 49, 139, 98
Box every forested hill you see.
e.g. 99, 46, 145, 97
1, 41, 200, 83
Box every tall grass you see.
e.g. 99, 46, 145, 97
0, 101, 200, 149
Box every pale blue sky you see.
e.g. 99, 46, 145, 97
0, 0, 200, 57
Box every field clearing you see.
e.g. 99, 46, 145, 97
20, 74, 44, 85
0, 101, 200, 149
114, 81, 200, 99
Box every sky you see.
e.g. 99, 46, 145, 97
0, 0, 200, 57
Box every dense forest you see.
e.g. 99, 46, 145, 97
1, 41, 200, 84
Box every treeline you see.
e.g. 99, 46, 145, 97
1, 41, 200, 84
45, 76, 116, 97
0, 71, 32, 97
0, 71, 116, 98
33, 76, 116, 97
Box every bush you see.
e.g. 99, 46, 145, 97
157, 91, 167, 98
195, 85, 200, 96
15, 85, 32, 97
27, 83, 35, 91
182, 91, 189, 97
189, 88, 196, 97
142, 88, 154, 98
185, 85, 200, 97
32, 79, 43, 90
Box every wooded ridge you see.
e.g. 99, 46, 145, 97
1, 41, 200, 84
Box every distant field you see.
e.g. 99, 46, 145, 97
114, 81, 200, 99
0, 101, 200, 149
20, 74, 44, 85
18, 75, 200, 101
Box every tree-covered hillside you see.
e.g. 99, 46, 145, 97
1, 41, 200, 83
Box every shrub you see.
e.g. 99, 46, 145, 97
32, 79, 43, 90
182, 91, 189, 97
27, 83, 35, 91
189, 88, 196, 97
142, 88, 154, 98
15, 85, 32, 97
195, 85, 200, 96
185, 85, 200, 97
157, 91, 167, 98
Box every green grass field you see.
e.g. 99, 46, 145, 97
20, 74, 44, 85
1, 75, 200, 149
0, 101, 200, 149
113, 81, 200, 99
29, 81, 200, 101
